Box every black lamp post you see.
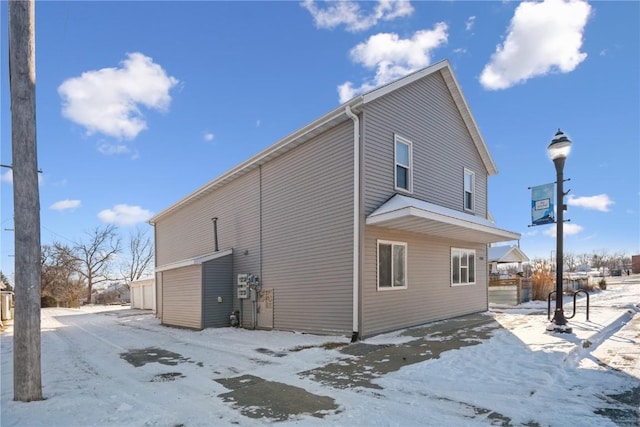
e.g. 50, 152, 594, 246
547, 129, 572, 333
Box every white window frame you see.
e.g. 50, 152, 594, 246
377, 240, 408, 291
464, 168, 475, 212
394, 135, 413, 193
451, 247, 476, 286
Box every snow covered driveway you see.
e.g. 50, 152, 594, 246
2, 282, 639, 426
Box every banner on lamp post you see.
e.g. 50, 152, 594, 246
531, 183, 555, 226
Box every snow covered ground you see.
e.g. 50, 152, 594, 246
1, 279, 638, 427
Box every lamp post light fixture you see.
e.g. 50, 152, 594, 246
547, 129, 573, 333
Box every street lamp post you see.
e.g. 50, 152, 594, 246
547, 129, 572, 333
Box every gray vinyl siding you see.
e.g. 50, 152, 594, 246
202, 255, 233, 328
261, 120, 354, 335
361, 226, 488, 337
161, 265, 202, 329
363, 71, 488, 218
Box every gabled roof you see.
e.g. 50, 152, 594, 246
366, 194, 520, 244
150, 59, 497, 224
488, 245, 530, 263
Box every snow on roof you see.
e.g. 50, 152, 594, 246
489, 245, 530, 263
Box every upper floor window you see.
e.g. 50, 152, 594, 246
395, 135, 412, 192
451, 248, 476, 286
464, 169, 475, 212
377, 240, 407, 290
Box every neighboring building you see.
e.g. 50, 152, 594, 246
95, 282, 130, 305
149, 60, 520, 339
488, 245, 530, 305
130, 278, 155, 310
631, 255, 640, 274
488, 245, 529, 276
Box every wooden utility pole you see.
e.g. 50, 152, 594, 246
9, 0, 43, 402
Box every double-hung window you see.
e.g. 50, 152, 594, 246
395, 135, 412, 192
451, 248, 476, 285
464, 169, 475, 212
377, 240, 407, 290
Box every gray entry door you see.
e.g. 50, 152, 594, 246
202, 255, 233, 328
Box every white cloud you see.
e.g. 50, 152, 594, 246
338, 23, 448, 103
1, 169, 12, 183
97, 142, 131, 155
301, 0, 414, 32
50, 199, 81, 212
98, 204, 153, 226
465, 16, 476, 32
568, 194, 614, 212
480, 0, 591, 90
543, 222, 584, 237
203, 132, 215, 142
58, 52, 179, 140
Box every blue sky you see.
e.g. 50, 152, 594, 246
1, 0, 638, 281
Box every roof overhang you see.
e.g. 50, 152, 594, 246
155, 249, 233, 273
488, 245, 530, 263
366, 195, 520, 244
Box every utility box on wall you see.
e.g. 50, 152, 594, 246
237, 274, 249, 299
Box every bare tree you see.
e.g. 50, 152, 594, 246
10, 0, 43, 402
41, 244, 84, 307
577, 253, 592, 271
73, 225, 121, 303
121, 226, 154, 285
591, 249, 610, 276
564, 252, 578, 273
0, 271, 13, 291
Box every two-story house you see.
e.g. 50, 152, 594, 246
149, 59, 520, 340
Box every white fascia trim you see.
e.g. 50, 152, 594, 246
362, 60, 449, 104
155, 249, 233, 273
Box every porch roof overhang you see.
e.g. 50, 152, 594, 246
366, 194, 521, 244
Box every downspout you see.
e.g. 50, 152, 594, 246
345, 105, 360, 342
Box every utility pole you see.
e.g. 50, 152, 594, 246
9, 0, 43, 401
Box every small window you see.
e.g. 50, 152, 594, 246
451, 248, 476, 286
395, 135, 412, 192
377, 240, 407, 290
464, 169, 475, 211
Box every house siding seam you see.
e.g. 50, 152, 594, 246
261, 120, 354, 334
